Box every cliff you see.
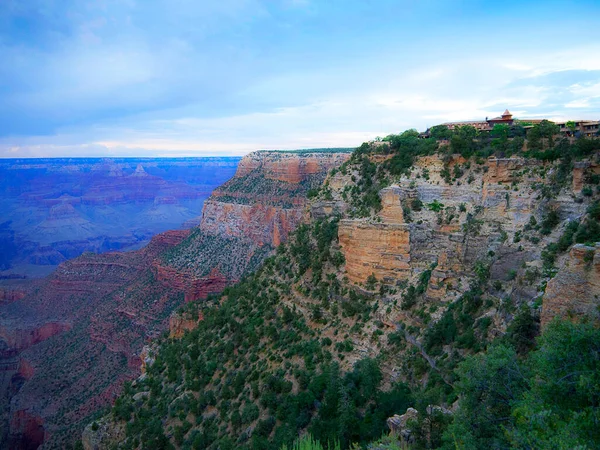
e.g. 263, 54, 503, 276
161, 150, 351, 289
97, 132, 600, 449
542, 244, 600, 326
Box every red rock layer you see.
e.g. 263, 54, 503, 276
9, 410, 45, 450
0, 289, 26, 304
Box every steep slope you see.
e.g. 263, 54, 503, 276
0, 150, 350, 449
96, 128, 600, 449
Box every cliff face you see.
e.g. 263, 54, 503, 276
200, 201, 304, 247
336, 157, 549, 294
542, 244, 600, 326
200, 151, 350, 246
338, 186, 411, 284
234, 151, 349, 183
162, 150, 351, 290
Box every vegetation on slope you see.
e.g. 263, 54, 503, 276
98, 121, 600, 450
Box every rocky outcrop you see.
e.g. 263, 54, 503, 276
200, 201, 305, 247
572, 161, 600, 193
169, 310, 204, 338
0, 289, 26, 304
0, 322, 71, 353
235, 151, 349, 184
81, 416, 125, 450
339, 220, 411, 284
153, 263, 229, 302
8, 409, 45, 450
542, 244, 600, 326
387, 407, 419, 442
338, 186, 411, 285
202, 151, 350, 247
484, 157, 529, 184
167, 150, 351, 285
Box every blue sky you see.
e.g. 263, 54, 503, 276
1, 0, 600, 157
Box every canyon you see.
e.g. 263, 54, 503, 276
0, 157, 239, 279
0, 150, 351, 449
85, 130, 600, 449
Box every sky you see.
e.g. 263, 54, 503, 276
1, 0, 600, 158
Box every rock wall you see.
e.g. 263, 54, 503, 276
7, 409, 45, 450
542, 244, 600, 326
200, 201, 305, 247
235, 151, 349, 184
153, 263, 228, 302
572, 161, 600, 193
339, 221, 411, 284
335, 156, 558, 286
0, 322, 71, 353
201, 151, 350, 247
338, 186, 411, 284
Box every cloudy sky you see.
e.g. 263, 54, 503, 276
1, 0, 600, 157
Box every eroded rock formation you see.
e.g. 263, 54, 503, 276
542, 244, 600, 326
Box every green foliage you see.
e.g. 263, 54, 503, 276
574, 201, 600, 245
411, 198, 423, 211
509, 321, 600, 449
504, 305, 539, 354
450, 125, 479, 158
540, 209, 560, 235
366, 273, 378, 291
444, 345, 528, 449
429, 125, 452, 140
444, 320, 600, 450
527, 120, 560, 151
427, 200, 444, 212
280, 434, 340, 450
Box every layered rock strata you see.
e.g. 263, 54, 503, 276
542, 244, 600, 326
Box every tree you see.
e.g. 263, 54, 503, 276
430, 125, 452, 140
508, 320, 600, 449
451, 125, 479, 157
566, 120, 577, 136
491, 124, 510, 153
443, 345, 528, 449
528, 120, 560, 150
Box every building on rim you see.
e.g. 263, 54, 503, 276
439, 109, 544, 132
422, 109, 599, 138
